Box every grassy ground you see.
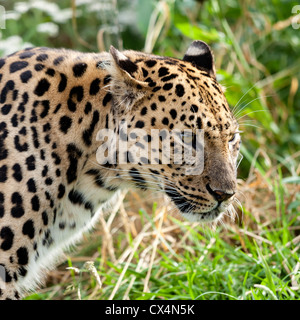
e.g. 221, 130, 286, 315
25, 164, 300, 300
0, 0, 299, 300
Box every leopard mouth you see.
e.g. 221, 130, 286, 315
164, 185, 224, 222
180, 206, 224, 222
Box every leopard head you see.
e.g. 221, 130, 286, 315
98, 41, 241, 222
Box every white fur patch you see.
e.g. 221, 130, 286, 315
110, 45, 128, 62
116, 51, 128, 61
185, 45, 207, 56
16, 188, 123, 295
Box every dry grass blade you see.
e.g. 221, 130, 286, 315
144, 1, 170, 53
100, 191, 126, 265
84, 261, 102, 288
108, 203, 169, 300
123, 246, 152, 300
253, 284, 278, 300
143, 207, 166, 294
291, 262, 300, 291
238, 229, 273, 246
108, 231, 144, 300
71, 0, 94, 50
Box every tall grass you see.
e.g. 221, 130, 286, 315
25, 171, 300, 300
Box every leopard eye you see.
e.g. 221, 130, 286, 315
229, 132, 240, 143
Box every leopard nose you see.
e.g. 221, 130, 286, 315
206, 184, 235, 202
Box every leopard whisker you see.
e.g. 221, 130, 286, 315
236, 153, 243, 169
236, 109, 268, 121
232, 81, 260, 115
233, 197, 244, 221
234, 94, 274, 119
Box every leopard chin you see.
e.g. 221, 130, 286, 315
179, 201, 234, 223
180, 208, 224, 223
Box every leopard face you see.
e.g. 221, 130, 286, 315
97, 41, 240, 222
0, 40, 240, 299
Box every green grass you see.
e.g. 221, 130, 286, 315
25, 166, 300, 300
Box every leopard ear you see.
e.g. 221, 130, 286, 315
183, 41, 216, 78
109, 46, 139, 76
106, 46, 148, 113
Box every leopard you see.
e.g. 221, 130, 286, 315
0, 40, 241, 299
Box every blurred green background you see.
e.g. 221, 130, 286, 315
0, 0, 299, 181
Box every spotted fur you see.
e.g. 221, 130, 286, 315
0, 41, 241, 299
